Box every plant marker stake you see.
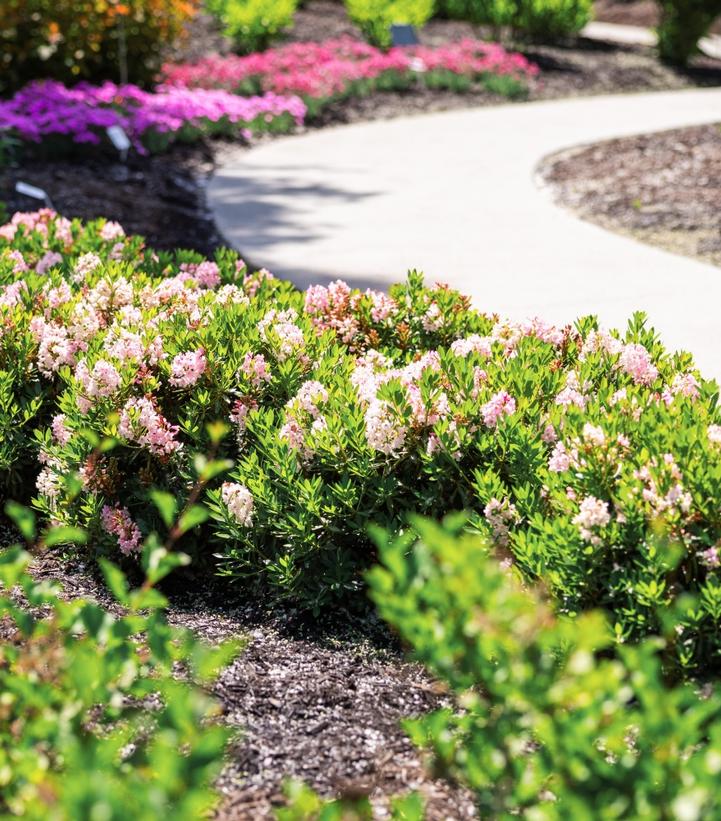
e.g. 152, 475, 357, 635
15, 181, 54, 210
390, 24, 420, 47
107, 125, 131, 163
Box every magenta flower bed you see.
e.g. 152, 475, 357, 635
162, 37, 539, 103
0, 80, 307, 154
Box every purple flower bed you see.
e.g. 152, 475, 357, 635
0, 80, 307, 154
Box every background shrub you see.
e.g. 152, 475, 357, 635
656, 0, 721, 65
439, 0, 591, 39
0, 0, 197, 94
0, 508, 238, 819
207, 0, 297, 54
513, 0, 592, 40
441, 0, 516, 30
345, 0, 436, 48
369, 517, 721, 818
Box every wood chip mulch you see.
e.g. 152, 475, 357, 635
540, 123, 721, 267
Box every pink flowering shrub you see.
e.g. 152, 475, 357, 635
0, 80, 306, 157
4, 211, 721, 673
162, 37, 540, 117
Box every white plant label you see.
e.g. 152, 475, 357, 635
107, 125, 132, 153
15, 181, 49, 201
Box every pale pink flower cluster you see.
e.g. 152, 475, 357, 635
169, 348, 207, 388
633, 454, 692, 518
240, 352, 271, 387
580, 329, 623, 360
101, 504, 142, 554
702, 546, 721, 568
30, 317, 79, 376
480, 390, 516, 428
548, 441, 578, 473
421, 302, 444, 332
258, 308, 305, 361
573, 496, 611, 544
293, 380, 328, 416
229, 397, 258, 435
280, 380, 329, 458
99, 220, 125, 241
221, 482, 254, 527
178, 261, 221, 288
708, 425, 721, 446
618, 343, 658, 386
555, 372, 587, 409
51, 413, 72, 445
662, 373, 700, 404
36, 464, 63, 499
451, 334, 493, 358
484, 497, 519, 547
0, 280, 28, 308
36, 250, 63, 275
75, 359, 122, 412
582, 423, 606, 447
87, 276, 133, 312
364, 399, 407, 456
242, 267, 274, 298
304, 280, 360, 344
0, 209, 71, 244
119, 396, 181, 456
44, 279, 72, 308
8, 250, 28, 273
72, 252, 103, 283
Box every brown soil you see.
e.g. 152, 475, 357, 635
540, 123, 721, 267
4, 0, 721, 255
23, 548, 476, 819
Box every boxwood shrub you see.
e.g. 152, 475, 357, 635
3, 210, 721, 675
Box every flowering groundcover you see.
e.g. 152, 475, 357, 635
0, 80, 307, 156
162, 37, 540, 117
2, 209, 721, 674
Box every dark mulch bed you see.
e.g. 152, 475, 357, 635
540, 123, 721, 267
4, 0, 721, 255
21, 547, 475, 819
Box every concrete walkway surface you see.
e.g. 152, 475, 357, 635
208, 88, 721, 379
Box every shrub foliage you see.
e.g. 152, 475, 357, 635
656, 0, 721, 65
0, 0, 197, 93
206, 0, 298, 54
344, 0, 436, 48
369, 517, 721, 819
440, 0, 592, 39
0, 507, 238, 819
2, 211, 721, 675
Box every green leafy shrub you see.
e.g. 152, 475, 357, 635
369, 516, 721, 819
207, 0, 297, 54
656, 0, 721, 65
0, 0, 197, 94
513, 0, 592, 40
345, 0, 435, 48
0, 505, 239, 819
441, 0, 515, 30
439, 0, 592, 39
4, 209, 721, 675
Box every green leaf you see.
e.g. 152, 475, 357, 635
149, 490, 178, 529
99, 559, 130, 606
4, 501, 35, 541
44, 526, 88, 547
177, 504, 209, 536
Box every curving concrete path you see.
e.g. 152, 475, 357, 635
208, 88, 721, 379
